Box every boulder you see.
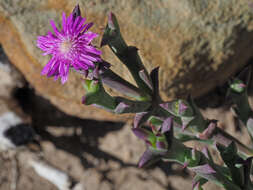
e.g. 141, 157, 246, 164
0, 0, 252, 121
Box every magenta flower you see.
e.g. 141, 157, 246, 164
37, 9, 102, 84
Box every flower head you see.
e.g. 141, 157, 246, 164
37, 6, 102, 84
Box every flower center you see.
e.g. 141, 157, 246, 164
59, 40, 73, 54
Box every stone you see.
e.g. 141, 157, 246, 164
0, 45, 27, 120
0, 46, 24, 99
0, 0, 252, 121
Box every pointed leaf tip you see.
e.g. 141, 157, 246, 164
161, 117, 172, 133
183, 161, 189, 169
81, 96, 86, 104
159, 102, 174, 114
159, 102, 169, 110
179, 102, 188, 114
139, 70, 153, 91
138, 149, 154, 168
100, 12, 119, 47
201, 147, 210, 159
108, 12, 119, 30
247, 117, 253, 130
192, 182, 200, 190
114, 102, 130, 114
134, 112, 149, 128
181, 124, 187, 131
191, 164, 216, 175
197, 121, 216, 140
132, 128, 150, 141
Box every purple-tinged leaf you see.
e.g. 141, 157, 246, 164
156, 141, 166, 150
191, 164, 216, 175
160, 100, 192, 117
139, 69, 153, 91
108, 12, 117, 30
145, 140, 152, 146
81, 96, 86, 105
159, 102, 169, 110
114, 98, 151, 114
192, 175, 207, 190
161, 117, 173, 134
247, 118, 253, 136
201, 147, 210, 159
132, 128, 150, 141
159, 102, 174, 115
183, 161, 189, 169
179, 102, 188, 115
181, 124, 187, 131
114, 102, 130, 114
192, 182, 200, 190
138, 149, 155, 168
134, 112, 149, 128
197, 121, 217, 140
101, 69, 144, 99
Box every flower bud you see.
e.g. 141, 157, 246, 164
230, 79, 246, 93
72, 4, 81, 18
83, 79, 99, 94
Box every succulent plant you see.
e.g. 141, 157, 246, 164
38, 5, 253, 190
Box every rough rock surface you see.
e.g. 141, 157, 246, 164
0, 46, 27, 119
0, 0, 253, 120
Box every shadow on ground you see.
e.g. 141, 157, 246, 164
12, 84, 190, 190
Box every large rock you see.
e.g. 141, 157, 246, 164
0, 0, 252, 121
0, 45, 26, 116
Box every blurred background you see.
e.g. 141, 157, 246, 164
0, 0, 253, 189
